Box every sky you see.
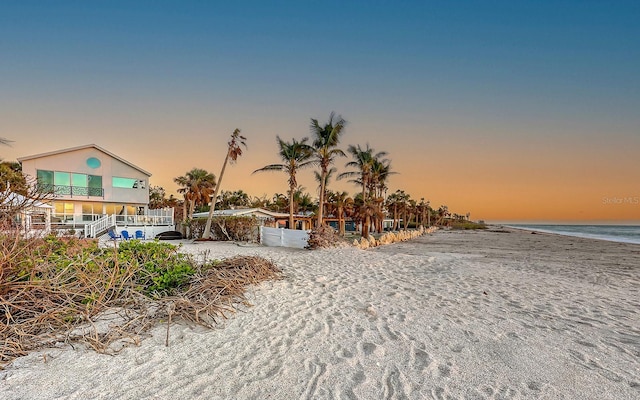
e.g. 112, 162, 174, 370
1, 1, 639, 223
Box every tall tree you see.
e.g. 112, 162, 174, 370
326, 190, 352, 236
339, 144, 388, 200
174, 168, 217, 221
202, 129, 247, 239
253, 136, 313, 229
0, 162, 27, 194
310, 112, 346, 227
386, 190, 408, 231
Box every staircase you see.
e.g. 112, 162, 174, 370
84, 215, 116, 238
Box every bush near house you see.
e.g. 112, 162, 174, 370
188, 216, 258, 241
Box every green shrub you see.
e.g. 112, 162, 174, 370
115, 240, 195, 297
450, 220, 487, 230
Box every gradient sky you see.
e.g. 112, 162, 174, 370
1, 1, 639, 223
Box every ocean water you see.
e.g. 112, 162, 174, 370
505, 224, 640, 245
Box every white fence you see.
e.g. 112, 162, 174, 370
260, 226, 309, 249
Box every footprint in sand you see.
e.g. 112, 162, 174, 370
359, 342, 377, 356
412, 348, 432, 370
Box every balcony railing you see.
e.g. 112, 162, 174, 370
38, 184, 104, 197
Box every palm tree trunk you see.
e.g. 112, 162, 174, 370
338, 205, 345, 236
393, 205, 398, 231
181, 198, 188, 236
288, 184, 295, 229
202, 151, 230, 239
317, 169, 326, 227
362, 214, 370, 239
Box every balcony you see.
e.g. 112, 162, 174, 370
38, 184, 104, 198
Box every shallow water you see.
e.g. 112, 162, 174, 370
507, 224, 640, 244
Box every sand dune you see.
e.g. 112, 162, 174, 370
1, 229, 639, 399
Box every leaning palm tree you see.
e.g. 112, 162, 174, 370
310, 112, 346, 227
253, 136, 313, 229
202, 129, 247, 239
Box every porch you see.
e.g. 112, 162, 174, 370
28, 208, 175, 238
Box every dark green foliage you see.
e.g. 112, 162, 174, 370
116, 240, 195, 297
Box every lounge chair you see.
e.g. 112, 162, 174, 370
108, 229, 121, 240
121, 230, 132, 240
135, 230, 145, 240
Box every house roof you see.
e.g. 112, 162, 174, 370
192, 208, 304, 219
1, 191, 53, 209
17, 144, 152, 177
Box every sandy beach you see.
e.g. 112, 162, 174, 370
1, 228, 639, 399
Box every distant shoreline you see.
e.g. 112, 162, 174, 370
499, 223, 640, 245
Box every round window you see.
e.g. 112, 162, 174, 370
86, 157, 101, 168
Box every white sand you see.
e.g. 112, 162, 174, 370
1, 229, 639, 399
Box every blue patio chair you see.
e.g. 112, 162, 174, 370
135, 230, 145, 240
121, 230, 132, 240
108, 229, 121, 240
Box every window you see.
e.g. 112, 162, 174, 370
105, 204, 119, 215
54, 172, 70, 186
72, 173, 87, 187
36, 170, 54, 193
53, 202, 75, 222
88, 175, 102, 188
112, 177, 138, 189
37, 169, 103, 197
37, 170, 54, 185
82, 203, 103, 221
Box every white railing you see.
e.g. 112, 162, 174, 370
260, 226, 309, 249
84, 215, 116, 238
116, 207, 174, 226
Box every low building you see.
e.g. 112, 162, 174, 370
192, 208, 313, 230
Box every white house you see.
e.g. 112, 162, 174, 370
18, 144, 174, 238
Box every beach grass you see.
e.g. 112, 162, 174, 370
449, 220, 487, 230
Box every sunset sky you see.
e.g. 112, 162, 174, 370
1, 1, 639, 223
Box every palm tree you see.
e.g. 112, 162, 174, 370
326, 190, 352, 236
250, 194, 270, 209
174, 168, 217, 221
216, 189, 251, 209
310, 112, 346, 227
253, 136, 313, 229
339, 144, 388, 200
174, 168, 216, 238
436, 205, 450, 226
202, 129, 247, 239
293, 187, 315, 215
386, 190, 407, 231
269, 193, 288, 212
417, 198, 428, 228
